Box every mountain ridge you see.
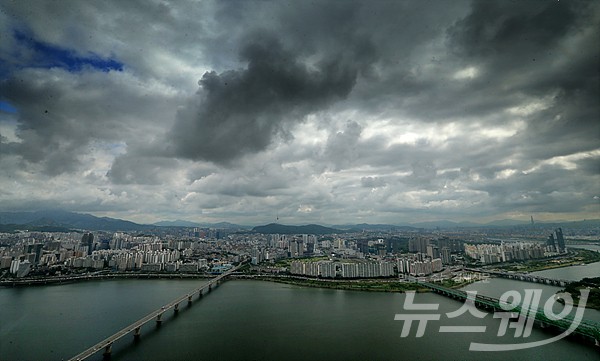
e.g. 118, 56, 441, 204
1, 210, 598, 232
0, 210, 151, 232
252, 223, 340, 235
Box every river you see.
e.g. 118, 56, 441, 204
1, 263, 599, 361
568, 244, 600, 252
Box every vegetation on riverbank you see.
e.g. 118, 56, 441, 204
261, 277, 427, 292
559, 277, 600, 310
256, 276, 476, 293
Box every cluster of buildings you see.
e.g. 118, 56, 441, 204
7, 259, 32, 277
288, 254, 446, 278
1, 226, 466, 279
547, 228, 567, 253
289, 260, 396, 278
3, 223, 576, 280
64, 248, 211, 273
0, 231, 240, 277
464, 241, 551, 264
397, 255, 443, 276
408, 237, 461, 266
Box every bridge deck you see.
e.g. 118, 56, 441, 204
68, 265, 240, 361
420, 282, 600, 339
464, 268, 574, 285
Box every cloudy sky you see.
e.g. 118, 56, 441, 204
1, 0, 598, 225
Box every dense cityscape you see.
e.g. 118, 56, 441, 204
1, 219, 595, 283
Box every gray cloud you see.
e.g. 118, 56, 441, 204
169, 33, 364, 164
360, 176, 386, 189
323, 121, 363, 171
107, 154, 180, 185
0, 0, 598, 224
0, 68, 181, 175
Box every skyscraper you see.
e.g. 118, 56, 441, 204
81, 233, 94, 255
555, 228, 566, 253
547, 233, 556, 252
441, 247, 451, 265
409, 237, 429, 254
25, 244, 43, 264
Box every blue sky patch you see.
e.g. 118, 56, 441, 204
13, 30, 124, 72
0, 101, 18, 114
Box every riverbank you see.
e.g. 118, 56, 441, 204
251, 275, 476, 293
0, 272, 211, 287
559, 277, 600, 310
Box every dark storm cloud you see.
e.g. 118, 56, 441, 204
1, 0, 598, 223
0, 70, 108, 175
444, 0, 600, 136
448, 1, 579, 61
0, 67, 180, 176
575, 156, 600, 176
169, 33, 368, 164
470, 164, 599, 214
353, 0, 600, 135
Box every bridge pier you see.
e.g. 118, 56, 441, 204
66, 264, 244, 361
103, 343, 113, 357
536, 320, 547, 329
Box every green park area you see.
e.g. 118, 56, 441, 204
559, 277, 600, 310
262, 277, 427, 292
258, 276, 475, 293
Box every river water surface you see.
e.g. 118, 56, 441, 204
1, 263, 599, 360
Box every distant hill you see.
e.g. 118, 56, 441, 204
154, 220, 202, 227
333, 223, 419, 232
252, 223, 341, 235
408, 219, 600, 229
531, 219, 600, 229
1, 210, 597, 233
153, 220, 250, 229
0, 224, 76, 233
0, 210, 152, 232
207, 222, 251, 229
410, 220, 480, 228
483, 219, 531, 227
335, 219, 599, 230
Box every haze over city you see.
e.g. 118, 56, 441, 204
1, 0, 599, 225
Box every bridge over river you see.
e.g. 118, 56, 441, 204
68, 263, 243, 361
464, 268, 574, 287
420, 281, 600, 349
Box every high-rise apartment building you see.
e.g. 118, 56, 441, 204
555, 228, 566, 253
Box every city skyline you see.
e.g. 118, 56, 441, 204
1, 1, 599, 225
